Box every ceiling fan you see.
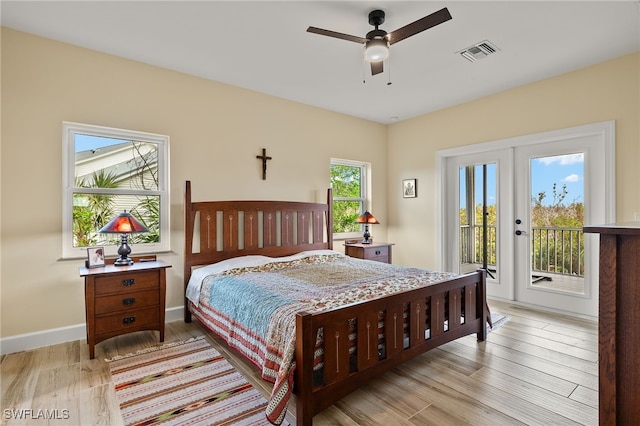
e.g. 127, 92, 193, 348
307, 7, 452, 76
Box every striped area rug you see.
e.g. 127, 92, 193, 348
108, 336, 278, 426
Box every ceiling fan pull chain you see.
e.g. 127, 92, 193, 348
362, 46, 367, 84
387, 51, 392, 86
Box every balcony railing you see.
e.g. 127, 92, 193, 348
460, 225, 584, 277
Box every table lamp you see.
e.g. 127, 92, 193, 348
98, 210, 149, 266
355, 211, 379, 244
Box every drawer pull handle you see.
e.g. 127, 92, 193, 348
122, 298, 136, 306
375, 250, 381, 255
122, 279, 136, 287
122, 317, 136, 325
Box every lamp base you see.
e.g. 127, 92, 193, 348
362, 225, 372, 244
113, 256, 134, 266
113, 234, 134, 266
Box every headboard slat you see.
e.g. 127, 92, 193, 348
244, 210, 259, 250
282, 211, 294, 246
264, 211, 277, 247
298, 211, 308, 245
313, 210, 324, 244
199, 210, 217, 253
223, 210, 239, 251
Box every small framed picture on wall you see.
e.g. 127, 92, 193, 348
87, 246, 105, 268
403, 179, 417, 198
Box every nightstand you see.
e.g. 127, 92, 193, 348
79, 257, 171, 359
344, 242, 394, 264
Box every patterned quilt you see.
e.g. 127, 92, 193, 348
189, 251, 457, 424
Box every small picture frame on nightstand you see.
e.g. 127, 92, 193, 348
86, 246, 105, 268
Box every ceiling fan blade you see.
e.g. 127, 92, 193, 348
307, 27, 367, 44
371, 61, 384, 76
387, 7, 452, 45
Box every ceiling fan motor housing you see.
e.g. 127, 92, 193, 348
366, 28, 388, 40
368, 10, 385, 27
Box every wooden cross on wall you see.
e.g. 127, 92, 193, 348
256, 148, 272, 180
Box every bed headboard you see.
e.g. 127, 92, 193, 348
183, 180, 333, 293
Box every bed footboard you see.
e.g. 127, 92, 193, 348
294, 269, 487, 426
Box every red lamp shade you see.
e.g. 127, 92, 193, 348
99, 211, 148, 266
99, 211, 149, 234
355, 211, 379, 225
355, 211, 379, 244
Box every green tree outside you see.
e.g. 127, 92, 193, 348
73, 170, 118, 247
331, 164, 363, 234
530, 183, 584, 275
460, 182, 584, 276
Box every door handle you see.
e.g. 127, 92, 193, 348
515, 230, 527, 236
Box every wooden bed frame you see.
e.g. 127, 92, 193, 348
183, 180, 488, 425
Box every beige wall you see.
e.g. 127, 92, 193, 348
1, 27, 638, 342
0, 28, 388, 338
387, 53, 639, 269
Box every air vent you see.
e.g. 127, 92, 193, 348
457, 40, 500, 62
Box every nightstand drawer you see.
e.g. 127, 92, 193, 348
344, 242, 394, 264
95, 271, 159, 295
95, 306, 159, 335
367, 246, 389, 262
95, 289, 159, 315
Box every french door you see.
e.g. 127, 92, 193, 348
438, 122, 614, 317
443, 150, 514, 301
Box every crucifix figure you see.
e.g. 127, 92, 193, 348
256, 148, 272, 180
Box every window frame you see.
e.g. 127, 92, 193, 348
62, 122, 170, 259
330, 158, 370, 241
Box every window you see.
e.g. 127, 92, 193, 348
330, 159, 368, 238
62, 122, 170, 259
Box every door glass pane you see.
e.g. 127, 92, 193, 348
530, 153, 585, 294
459, 164, 497, 279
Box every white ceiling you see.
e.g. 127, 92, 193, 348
2, 1, 639, 124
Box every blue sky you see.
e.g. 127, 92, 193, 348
75, 134, 126, 152
531, 153, 584, 205
460, 153, 584, 207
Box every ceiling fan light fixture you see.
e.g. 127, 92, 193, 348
365, 38, 389, 62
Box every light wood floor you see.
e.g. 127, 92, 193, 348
1, 299, 598, 425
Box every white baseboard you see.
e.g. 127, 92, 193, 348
0, 306, 185, 355
487, 296, 597, 322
